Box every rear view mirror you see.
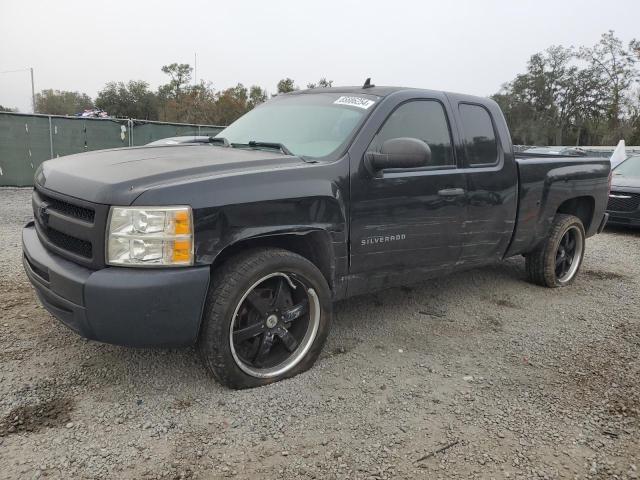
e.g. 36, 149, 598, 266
365, 137, 432, 172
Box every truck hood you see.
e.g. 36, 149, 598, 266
36, 144, 306, 205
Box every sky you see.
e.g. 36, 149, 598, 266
1, 0, 639, 113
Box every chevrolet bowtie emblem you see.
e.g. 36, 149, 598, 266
38, 202, 50, 226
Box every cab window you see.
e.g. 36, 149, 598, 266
458, 103, 498, 166
369, 100, 455, 168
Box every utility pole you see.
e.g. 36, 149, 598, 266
30, 67, 36, 113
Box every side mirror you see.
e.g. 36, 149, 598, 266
365, 137, 432, 172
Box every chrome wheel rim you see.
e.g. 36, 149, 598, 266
555, 226, 583, 283
229, 272, 320, 379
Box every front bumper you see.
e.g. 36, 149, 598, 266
606, 211, 640, 227
22, 222, 210, 347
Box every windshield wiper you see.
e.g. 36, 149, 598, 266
246, 141, 293, 156
230, 140, 314, 161
208, 136, 230, 147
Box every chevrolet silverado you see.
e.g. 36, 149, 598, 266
23, 84, 611, 388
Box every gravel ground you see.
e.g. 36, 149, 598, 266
0, 187, 638, 480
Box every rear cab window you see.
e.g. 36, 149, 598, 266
458, 103, 499, 166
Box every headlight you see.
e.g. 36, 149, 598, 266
106, 206, 193, 267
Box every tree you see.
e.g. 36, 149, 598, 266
525, 46, 605, 145
154, 62, 269, 124
492, 31, 640, 146
213, 84, 251, 125
248, 85, 268, 109
307, 78, 333, 89
276, 78, 297, 93
159, 63, 193, 99
95, 80, 158, 119
158, 63, 194, 122
578, 31, 639, 142
171, 81, 218, 124
492, 47, 576, 145
35, 89, 94, 115
0, 105, 18, 112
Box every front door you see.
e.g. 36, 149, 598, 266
348, 98, 468, 294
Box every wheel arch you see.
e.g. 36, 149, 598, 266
211, 229, 337, 293
556, 196, 595, 232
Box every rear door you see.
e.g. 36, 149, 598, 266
448, 98, 518, 264
348, 92, 468, 293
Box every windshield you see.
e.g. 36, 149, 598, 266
614, 155, 640, 177
216, 92, 378, 158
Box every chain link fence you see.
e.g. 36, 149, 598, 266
0, 112, 224, 186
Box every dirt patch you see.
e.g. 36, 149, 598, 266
564, 338, 640, 420
482, 315, 503, 332
327, 337, 361, 356
583, 269, 630, 281
616, 321, 640, 347
0, 282, 33, 308
0, 398, 74, 436
172, 398, 193, 410
493, 297, 521, 309
418, 308, 447, 318
0, 347, 33, 362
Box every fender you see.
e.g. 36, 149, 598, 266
130, 153, 351, 272
193, 196, 347, 263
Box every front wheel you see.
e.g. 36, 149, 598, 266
198, 248, 332, 389
525, 214, 586, 288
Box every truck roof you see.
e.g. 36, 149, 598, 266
290, 85, 419, 98
289, 85, 490, 105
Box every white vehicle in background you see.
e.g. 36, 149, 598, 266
521, 140, 632, 169
610, 140, 627, 169
521, 146, 588, 157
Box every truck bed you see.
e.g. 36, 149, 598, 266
506, 156, 611, 257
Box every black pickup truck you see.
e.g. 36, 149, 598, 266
22, 85, 611, 388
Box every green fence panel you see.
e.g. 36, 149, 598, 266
0, 112, 225, 186
51, 116, 87, 158
131, 123, 183, 146
51, 117, 128, 158
130, 122, 223, 146
0, 113, 51, 186
198, 126, 225, 137
85, 118, 129, 151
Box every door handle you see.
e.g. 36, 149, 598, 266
438, 188, 466, 197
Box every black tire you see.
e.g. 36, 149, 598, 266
198, 248, 332, 389
525, 214, 586, 288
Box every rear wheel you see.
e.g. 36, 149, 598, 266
198, 248, 332, 389
525, 214, 586, 287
